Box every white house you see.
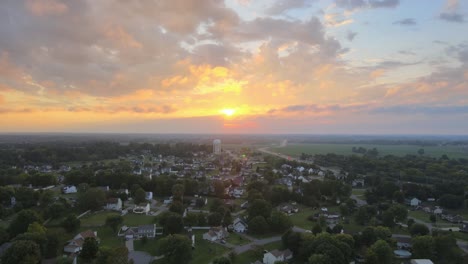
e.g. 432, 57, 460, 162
105, 198, 122, 211
232, 217, 248, 233
133, 203, 150, 215
62, 186, 77, 194
145, 192, 153, 201
263, 249, 293, 264
407, 198, 421, 207
202, 227, 228, 242
64, 230, 98, 253
120, 224, 157, 239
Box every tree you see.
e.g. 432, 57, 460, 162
45, 229, 61, 259
1, 240, 41, 264
172, 184, 185, 201
80, 237, 99, 262
213, 256, 231, 264
0, 226, 9, 245
47, 203, 66, 219
281, 229, 302, 255
430, 214, 437, 223
133, 188, 146, 204
410, 223, 430, 237
366, 240, 393, 264
312, 223, 322, 235
105, 214, 123, 232
61, 214, 80, 233
308, 254, 331, 264
159, 212, 184, 234
158, 234, 192, 264
169, 201, 185, 215
8, 209, 43, 237
248, 216, 268, 235
412, 235, 434, 259
418, 148, 425, 156
78, 188, 106, 211
208, 212, 223, 226
247, 199, 272, 220
268, 211, 292, 233
106, 246, 131, 264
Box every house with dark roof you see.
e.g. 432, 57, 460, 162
119, 224, 160, 239
232, 217, 248, 233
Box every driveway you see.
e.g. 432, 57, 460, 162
125, 239, 134, 251
128, 251, 154, 264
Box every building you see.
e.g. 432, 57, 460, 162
406, 198, 421, 207
105, 198, 122, 211
213, 139, 222, 154
62, 186, 77, 194
119, 224, 159, 239
203, 226, 228, 242
411, 259, 434, 264
460, 221, 468, 233
232, 217, 248, 233
263, 249, 293, 264
145, 192, 153, 201
64, 230, 98, 253
133, 203, 150, 215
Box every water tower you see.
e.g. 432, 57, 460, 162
213, 139, 221, 154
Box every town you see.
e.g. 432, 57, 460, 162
0, 137, 467, 264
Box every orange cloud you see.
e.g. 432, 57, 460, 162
105, 25, 143, 49
25, 0, 68, 16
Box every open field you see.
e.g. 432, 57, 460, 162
270, 143, 468, 159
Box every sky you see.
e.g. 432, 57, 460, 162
0, 0, 467, 134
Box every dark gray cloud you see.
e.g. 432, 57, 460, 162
393, 18, 417, 26
346, 31, 358, 41
439, 12, 465, 23
335, 0, 399, 10
266, 0, 314, 15
372, 105, 468, 115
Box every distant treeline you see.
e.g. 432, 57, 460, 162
0, 141, 211, 166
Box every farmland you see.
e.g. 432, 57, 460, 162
270, 143, 468, 159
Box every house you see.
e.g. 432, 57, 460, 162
145, 192, 153, 201
232, 217, 248, 233
406, 198, 421, 207
263, 249, 293, 264
441, 214, 463, 223
202, 227, 229, 242
105, 198, 122, 211
133, 203, 150, 215
433, 206, 443, 215
411, 260, 434, 264
352, 179, 365, 187
231, 176, 244, 187
64, 230, 98, 253
395, 236, 412, 250
119, 224, 162, 239
279, 204, 299, 215
240, 201, 249, 209
62, 186, 77, 194
460, 221, 468, 233
231, 187, 244, 198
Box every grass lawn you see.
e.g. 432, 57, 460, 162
351, 188, 366, 198
190, 231, 230, 264
80, 211, 118, 227
134, 238, 161, 256
93, 226, 125, 248
123, 214, 155, 226
226, 232, 249, 246
271, 143, 468, 159
288, 207, 316, 230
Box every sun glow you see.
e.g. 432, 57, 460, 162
221, 108, 236, 116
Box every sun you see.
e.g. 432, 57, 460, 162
221, 108, 236, 117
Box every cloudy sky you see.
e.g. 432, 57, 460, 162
0, 0, 467, 134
